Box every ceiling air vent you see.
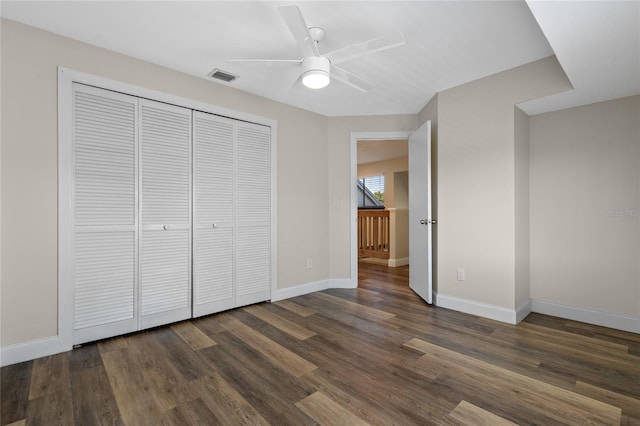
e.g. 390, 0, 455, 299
208, 69, 238, 83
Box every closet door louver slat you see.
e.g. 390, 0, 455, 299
192, 112, 235, 316
66, 80, 272, 345
236, 122, 271, 306
139, 100, 192, 329
72, 85, 138, 344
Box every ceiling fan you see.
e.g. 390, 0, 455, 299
229, 5, 405, 92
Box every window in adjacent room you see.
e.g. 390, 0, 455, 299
357, 175, 384, 208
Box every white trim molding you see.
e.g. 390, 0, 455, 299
516, 299, 533, 324
329, 278, 357, 289
531, 299, 640, 334
388, 257, 410, 267
271, 280, 331, 302
57, 66, 278, 350
0, 336, 65, 367
350, 131, 413, 288
270, 278, 357, 302
435, 293, 520, 324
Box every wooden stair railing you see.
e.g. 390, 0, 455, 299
358, 209, 390, 259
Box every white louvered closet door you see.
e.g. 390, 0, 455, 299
236, 122, 271, 306
192, 112, 236, 317
139, 100, 192, 329
72, 84, 138, 345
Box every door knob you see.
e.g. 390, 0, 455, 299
419, 219, 428, 225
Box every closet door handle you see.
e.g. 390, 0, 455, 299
163, 225, 168, 231
212, 223, 217, 228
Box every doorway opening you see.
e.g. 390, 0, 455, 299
350, 131, 413, 286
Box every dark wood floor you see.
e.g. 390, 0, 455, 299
2, 262, 639, 425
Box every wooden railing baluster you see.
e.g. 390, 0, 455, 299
357, 209, 390, 259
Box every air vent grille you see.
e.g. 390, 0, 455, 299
208, 69, 238, 83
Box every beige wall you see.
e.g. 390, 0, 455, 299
3, 18, 636, 353
0, 19, 329, 346
436, 56, 571, 311
529, 95, 640, 319
357, 156, 408, 208
394, 171, 409, 209
328, 115, 418, 279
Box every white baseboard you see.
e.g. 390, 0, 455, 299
271, 279, 331, 302
329, 278, 357, 289
516, 299, 532, 324
435, 293, 519, 324
3, 278, 356, 366
359, 258, 387, 265
530, 299, 640, 334
1, 335, 69, 367
388, 257, 409, 267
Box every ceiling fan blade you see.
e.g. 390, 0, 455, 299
228, 59, 302, 68
331, 65, 373, 92
325, 33, 405, 65
278, 5, 320, 58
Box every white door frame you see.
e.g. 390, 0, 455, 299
58, 67, 277, 354
349, 131, 413, 286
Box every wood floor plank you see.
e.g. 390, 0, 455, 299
165, 398, 219, 425
391, 314, 543, 369
310, 291, 396, 321
199, 333, 317, 425
170, 320, 217, 351
405, 337, 623, 425
0, 361, 32, 425
300, 341, 457, 424
28, 354, 70, 400
97, 337, 128, 355
125, 331, 197, 410
536, 353, 640, 399
70, 365, 123, 425
275, 299, 317, 317
69, 343, 102, 373
243, 304, 317, 340
448, 400, 518, 425
222, 317, 317, 377
191, 314, 229, 337
449, 401, 516, 426
150, 327, 213, 382
2, 262, 638, 425
295, 391, 371, 426
295, 313, 459, 425
25, 391, 74, 426
101, 348, 167, 425
508, 320, 632, 355
191, 373, 271, 426
574, 380, 640, 422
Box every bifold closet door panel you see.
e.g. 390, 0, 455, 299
140, 99, 192, 329
192, 112, 235, 317
236, 122, 271, 306
72, 84, 138, 344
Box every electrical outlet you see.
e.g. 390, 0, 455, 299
457, 268, 465, 281
306, 258, 313, 269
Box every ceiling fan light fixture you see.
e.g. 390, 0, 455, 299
301, 56, 331, 89
302, 70, 330, 89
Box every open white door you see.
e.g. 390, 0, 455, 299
409, 121, 433, 304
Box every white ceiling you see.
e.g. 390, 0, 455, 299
1, 1, 638, 117
358, 139, 408, 165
